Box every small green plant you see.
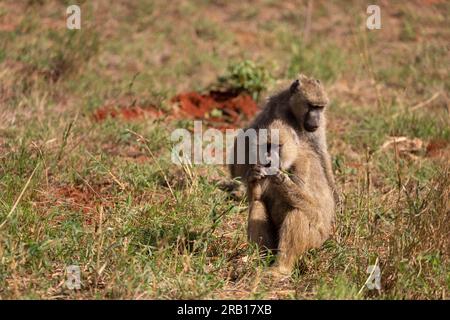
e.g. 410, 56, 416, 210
217, 60, 273, 101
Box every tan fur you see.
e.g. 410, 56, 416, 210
229, 74, 336, 274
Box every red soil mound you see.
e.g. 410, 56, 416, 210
93, 91, 258, 130
172, 91, 258, 129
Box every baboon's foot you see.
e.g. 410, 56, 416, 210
274, 264, 292, 276
263, 266, 292, 282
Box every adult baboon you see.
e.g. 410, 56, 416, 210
229, 74, 336, 274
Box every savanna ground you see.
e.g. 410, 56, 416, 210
0, 0, 449, 299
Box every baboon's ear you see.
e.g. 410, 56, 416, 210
290, 79, 300, 94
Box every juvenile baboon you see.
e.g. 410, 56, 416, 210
229, 74, 336, 274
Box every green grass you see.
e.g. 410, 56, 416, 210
288, 41, 346, 82
0, 0, 448, 299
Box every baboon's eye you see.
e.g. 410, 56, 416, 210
308, 103, 324, 111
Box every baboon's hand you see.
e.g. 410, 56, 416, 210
248, 165, 266, 183
271, 169, 287, 185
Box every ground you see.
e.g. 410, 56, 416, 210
0, 0, 449, 299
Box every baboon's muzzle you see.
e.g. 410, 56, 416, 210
304, 110, 321, 132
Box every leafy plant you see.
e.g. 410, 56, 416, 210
217, 60, 273, 101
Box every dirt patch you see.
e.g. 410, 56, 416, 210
378, 137, 450, 161
426, 139, 450, 159
93, 90, 258, 130
171, 90, 258, 129
35, 185, 115, 225
102, 143, 150, 163
55, 186, 96, 214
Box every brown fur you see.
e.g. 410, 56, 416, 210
229, 74, 336, 274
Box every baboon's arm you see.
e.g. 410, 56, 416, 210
272, 173, 315, 208
316, 150, 339, 204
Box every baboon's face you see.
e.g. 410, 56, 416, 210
303, 103, 324, 132
289, 77, 328, 133
290, 96, 325, 133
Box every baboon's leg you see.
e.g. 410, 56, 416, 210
247, 182, 276, 250
247, 199, 276, 250
275, 210, 308, 274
